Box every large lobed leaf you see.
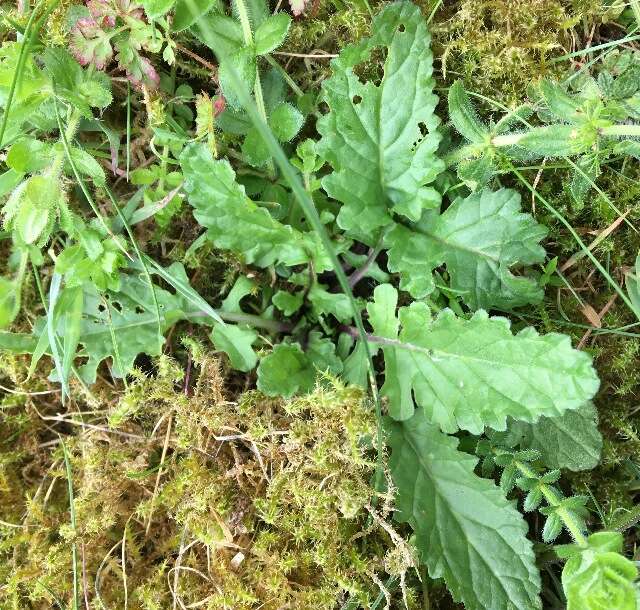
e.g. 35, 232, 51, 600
387, 412, 542, 610
180, 142, 331, 270
21, 274, 190, 385
367, 284, 599, 432
385, 188, 547, 309
316, 1, 443, 237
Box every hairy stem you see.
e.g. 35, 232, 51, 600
491, 133, 525, 147
600, 124, 640, 138
49, 107, 82, 177
233, 0, 274, 175
9, 250, 29, 323
514, 460, 588, 547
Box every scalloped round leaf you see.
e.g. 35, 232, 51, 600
268, 103, 304, 143
257, 343, 315, 398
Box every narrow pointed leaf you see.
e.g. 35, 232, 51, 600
448, 80, 489, 143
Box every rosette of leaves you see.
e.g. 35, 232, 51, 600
559, 532, 639, 610
69, 0, 168, 88
173, 5, 604, 607
447, 70, 640, 203
0, 4, 619, 608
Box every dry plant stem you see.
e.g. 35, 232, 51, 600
146, 414, 173, 534
82, 544, 90, 610
274, 51, 338, 58
577, 293, 618, 349
122, 523, 129, 610
172, 525, 189, 610
560, 210, 629, 272
175, 43, 218, 76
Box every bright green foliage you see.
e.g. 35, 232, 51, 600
172, 0, 217, 31
1, 1, 638, 608
449, 69, 640, 203
210, 323, 258, 371
476, 439, 591, 545
308, 284, 353, 323
366, 284, 599, 431
385, 188, 547, 307
386, 412, 542, 610
1, 48, 111, 249
257, 342, 317, 397
559, 532, 639, 610
0, 276, 19, 329
60, 278, 163, 382
273, 290, 303, 315
254, 12, 292, 55
181, 142, 329, 269
193, 1, 302, 165
317, 1, 443, 235
504, 402, 603, 471
448, 80, 489, 144
257, 333, 343, 398
13, 274, 187, 384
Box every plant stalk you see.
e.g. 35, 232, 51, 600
600, 124, 640, 138
233, 0, 274, 175
514, 460, 588, 547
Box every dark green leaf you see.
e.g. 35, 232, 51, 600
387, 412, 541, 610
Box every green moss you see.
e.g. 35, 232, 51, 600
0, 353, 419, 609
428, 0, 613, 107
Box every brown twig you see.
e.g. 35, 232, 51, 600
175, 43, 218, 78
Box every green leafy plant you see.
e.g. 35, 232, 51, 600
447, 68, 640, 203
1, 1, 639, 609
476, 431, 638, 610
192, 0, 304, 166
69, 0, 170, 88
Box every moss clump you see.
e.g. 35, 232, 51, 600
0, 351, 418, 609
430, 0, 611, 107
